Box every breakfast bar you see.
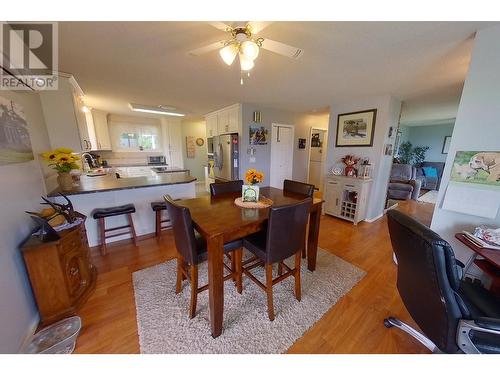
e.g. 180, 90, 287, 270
48, 173, 197, 247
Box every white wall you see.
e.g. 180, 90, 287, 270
0, 91, 52, 352
431, 25, 500, 263
181, 119, 207, 181
293, 112, 330, 182
326, 95, 401, 220
400, 123, 455, 163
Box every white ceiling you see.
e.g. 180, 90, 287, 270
57, 21, 497, 123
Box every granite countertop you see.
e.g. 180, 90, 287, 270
48, 173, 197, 197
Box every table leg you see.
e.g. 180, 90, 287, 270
207, 234, 224, 338
307, 204, 322, 271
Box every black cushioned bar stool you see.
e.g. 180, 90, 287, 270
151, 201, 173, 237
92, 204, 137, 256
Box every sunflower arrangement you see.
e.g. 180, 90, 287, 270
245, 168, 264, 185
41, 147, 81, 173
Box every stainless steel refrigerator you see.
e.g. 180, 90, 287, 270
213, 134, 239, 181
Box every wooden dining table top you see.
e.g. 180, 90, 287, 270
177, 186, 323, 240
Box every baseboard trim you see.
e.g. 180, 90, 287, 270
364, 213, 383, 223
17, 314, 40, 353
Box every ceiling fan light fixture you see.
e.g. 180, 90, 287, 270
239, 53, 255, 71
219, 43, 239, 65
241, 40, 259, 61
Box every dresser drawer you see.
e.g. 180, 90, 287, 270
59, 228, 82, 254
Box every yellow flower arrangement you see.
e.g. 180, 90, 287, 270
41, 148, 80, 173
245, 168, 264, 185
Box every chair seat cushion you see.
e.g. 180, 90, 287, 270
243, 229, 268, 262
388, 182, 414, 191
195, 231, 243, 264
92, 204, 136, 219
151, 201, 167, 211
459, 280, 500, 319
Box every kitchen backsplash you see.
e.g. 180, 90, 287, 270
96, 151, 165, 166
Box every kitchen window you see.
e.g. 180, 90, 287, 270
110, 121, 162, 152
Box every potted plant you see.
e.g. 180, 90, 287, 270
42, 148, 80, 191
242, 169, 264, 202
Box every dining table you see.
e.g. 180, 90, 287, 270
176, 186, 324, 338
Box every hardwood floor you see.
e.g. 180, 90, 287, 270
74, 200, 435, 354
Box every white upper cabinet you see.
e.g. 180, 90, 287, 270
91, 109, 112, 150
161, 118, 184, 168
205, 104, 241, 137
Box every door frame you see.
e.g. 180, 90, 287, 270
306, 127, 328, 191
270, 123, 295, 189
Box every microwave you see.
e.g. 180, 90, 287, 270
207, 137, 214, 155
147, 155, 166, 165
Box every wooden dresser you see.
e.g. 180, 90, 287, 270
20, 214, 97, 326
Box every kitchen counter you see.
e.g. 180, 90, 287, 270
48, 173, 196, 197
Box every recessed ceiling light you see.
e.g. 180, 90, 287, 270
129, 103, 185, 117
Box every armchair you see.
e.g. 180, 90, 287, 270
387, 164, 422, 200
385, 210, 500, 353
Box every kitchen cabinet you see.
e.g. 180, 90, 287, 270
323, 176, 372, 225
161, 118, 184, 168
39, 74, 94, 152
91, 109, 112, 150
205, 104, 241, 137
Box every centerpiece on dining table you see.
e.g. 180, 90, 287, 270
234, 169, 273, 209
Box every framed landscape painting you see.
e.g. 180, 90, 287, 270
336, 109, 377, 147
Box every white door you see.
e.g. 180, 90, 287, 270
270, 124, 294, 189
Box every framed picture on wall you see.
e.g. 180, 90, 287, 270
335, 109, 377, 147
442, 136, 452, 154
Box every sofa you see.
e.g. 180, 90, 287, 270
415, 161, 445, 191
387, 164, 422, 200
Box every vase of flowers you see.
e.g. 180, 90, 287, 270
242, 168, 264, 202
42, 148, 80, 191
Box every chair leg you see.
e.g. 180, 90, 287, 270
230, 253, 237, 282
128, 213, 138, 246
234, 248, 243, 294
265, 264, 275, 321
277, 262, 283, 276
294, 250, 302, 301
98, 217, 107, 256
189, 264, 198, 319
175, 256, 183, 294
302, 240, 307, 259
155, 210, 161, 238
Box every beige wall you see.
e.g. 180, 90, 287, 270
181, 119, 207, 181
0, 91, 53, 352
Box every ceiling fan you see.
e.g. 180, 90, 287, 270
189, 22, 303, 82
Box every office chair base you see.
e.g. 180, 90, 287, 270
384, 317, 439, 353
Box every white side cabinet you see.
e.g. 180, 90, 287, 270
324, 176, 372, 224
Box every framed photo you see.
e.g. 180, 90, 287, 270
442, 136, 452, 154
249, 126, 268, 145
298, 138, 306, 149
384, 144, 393, 156
336, 109, 377, 147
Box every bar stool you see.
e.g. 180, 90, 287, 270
151, 201, 173, 237
92, 204, 137, 256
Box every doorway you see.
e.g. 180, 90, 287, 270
270, 123, 294, 189
307, 128, 328, 191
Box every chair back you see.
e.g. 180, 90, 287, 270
163, 195, 197, 264
210, 180, 244, 196
283, 179, 315, 197
387, 210, 465, 353
390, 164, 416, 181
265, 198, 312, 264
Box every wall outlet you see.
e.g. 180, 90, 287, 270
249, 157, 256, 163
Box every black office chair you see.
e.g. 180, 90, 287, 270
242, 198, 312, 321
210, 180, 244, 196
385, 210, 500, 353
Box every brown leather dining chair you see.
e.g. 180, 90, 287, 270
210, 180, 244, 196
164, 195, 243, 318
241, 198, 312, 321
283, 179, 315, 258
283, 179, 315, 198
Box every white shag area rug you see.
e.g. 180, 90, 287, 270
417, 190, 438, 204
132, 248, 365, 354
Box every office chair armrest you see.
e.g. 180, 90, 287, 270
455, 259, 465, 269
457, 319, 500, 353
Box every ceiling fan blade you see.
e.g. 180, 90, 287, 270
209, 22, 233, 32
188, 40, 225, 56
260, 39, 304, 60
247, 21, 273, 34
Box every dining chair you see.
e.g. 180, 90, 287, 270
241, 198, 312, 321
210, 180, 244, 196
283, 179, 315, 198
283, 179, 315, 258
164, 195, 243, 319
